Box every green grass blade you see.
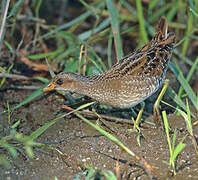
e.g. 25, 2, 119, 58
13, 84, 46, 110
3, 40, 14, 52
29, 102, 94, 140
106, 0, 123, 59
166, 5, 178, 22
75, 112, 135, 157
182, 12, 193, 56
0, 154, 11, 169
190, 7, 198, 17
34, 77, 49, 83
85, 168, 95, 180
7, 0, 24, 18
162, 111, 172, 166
53, 46, 77, 65
107, 33, 113, 68
148, 0, 159, 11
103, 170, 117, 180
136, 0, 148, 44
11, 120, 21, 129
0, 142, 18, 158
45, 58, 55, 78
27, 46, 64, 60
172, 135, 187, 162
173, 49, 196, 67
0, 64, 13, 88
87, 47, 107, 72
35, 0, 42, 17
0, 84, 48, 114
29, 115, 62, 140
148, 3, 172, 23
178, 100, 193, 135
122, 1, 138, 19
31, 2, 105, 43
177, 57, 198, 98
166, 86, 187, 111
189, 0, 198, 18
169, 61, 198, 110
78, 18, 110, 41
88, 57, 103, 73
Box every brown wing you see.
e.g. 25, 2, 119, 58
101, 17, 175, 80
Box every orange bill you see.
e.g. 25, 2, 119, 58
43, 82, 55, 92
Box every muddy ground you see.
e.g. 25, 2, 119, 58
0, 83, 198, 180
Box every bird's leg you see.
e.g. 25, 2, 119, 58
133, 102, 145, 130
130, 107, 138, 117
153, 79, 169, 126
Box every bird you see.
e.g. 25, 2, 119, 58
43, 16, 175, 119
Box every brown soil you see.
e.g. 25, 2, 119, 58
0, 88, 198, 180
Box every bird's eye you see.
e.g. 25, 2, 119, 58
56, 79, 63, 85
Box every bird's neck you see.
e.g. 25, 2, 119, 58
72, 74, 103, 95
